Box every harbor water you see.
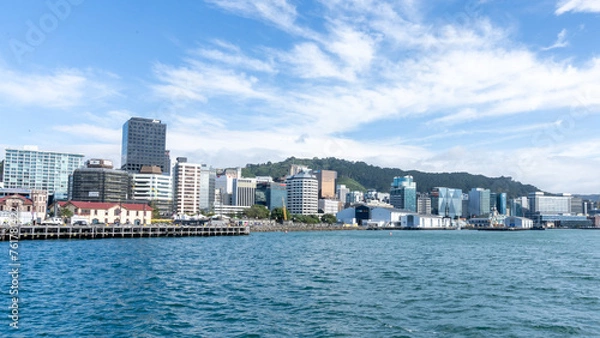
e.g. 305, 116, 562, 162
5, 229, 600, 337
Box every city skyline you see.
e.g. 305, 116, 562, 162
1, 1, 600, 194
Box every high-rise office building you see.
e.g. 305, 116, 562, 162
390, 175, 416, 212
286, 171, 318, 215
417, 193, 432, 215
232, 178, 257, 207
468, 188, 491, 217
121, 117, 170, 174
69, 159, 131, 203
314, 170, 337, 199
3, 146, 84, 200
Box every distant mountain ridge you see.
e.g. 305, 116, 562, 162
242, 157, 540, 199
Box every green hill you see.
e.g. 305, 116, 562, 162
242, 157, 539, 199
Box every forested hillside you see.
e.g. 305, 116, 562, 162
242, 157, 540, 199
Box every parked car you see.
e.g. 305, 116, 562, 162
41, 217, 62, 225
73, 220, 88, 226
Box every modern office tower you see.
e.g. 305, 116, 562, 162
256, 181, 287, 211
468, 188, 491, 217
417, 193, 432, 215
510, 196, 529, 217
527, 192, 571, 215
336, 184, 350, 203
286, 170, 318, 215
172, 158, 215, 215
132, 166, 173, 216
390, 175, 417, 212
3, 146, 84, 200
121, 117, 170, 175
314, 170, 337, 199
496, 193, 507, 215
431, 187, 462, 218
232, 178, 257, 207
462, 194, 470, 218
69, 159, 131, 203
570, 197, 584, 215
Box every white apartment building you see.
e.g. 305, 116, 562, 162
132, 173, 173, 216
286, 171, 318, 215
173, 158, 215, 215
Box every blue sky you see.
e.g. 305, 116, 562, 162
1, 0, 600, 194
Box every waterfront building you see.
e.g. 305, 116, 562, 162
0, 194, 39, 224
59, 201, 152, 225
504, 216, 534, 229
431, 187, 462, 218
232, 178, 257, 207
314, 170, 337, 199
132, 166, 173, 216
121, 117, 170, 175
417, 193, 432, 215
69, 159, 131, 203
286, 170, 318, 215
389, 175, 417, 212
3, 146, 84, 200
527, 192, 571, 215
468, 188, 491, 217
172, 158, 215, 215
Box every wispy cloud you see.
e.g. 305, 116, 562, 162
542, 29, 569, 50
556, 0, 600, 15
0, 67, 118, 108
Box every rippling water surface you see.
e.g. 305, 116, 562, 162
6, 230, 600, 337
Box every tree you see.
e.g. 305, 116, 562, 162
321, 213, 337, 224
59, 207, 73, 221
270, 207, 291, 222
149, 201, 161, 219
244, 204, 270, 219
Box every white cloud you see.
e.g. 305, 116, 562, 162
0, 67, 117, 108
542, 29, 569, 50
556, 0, 600, 15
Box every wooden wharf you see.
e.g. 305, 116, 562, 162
0, 223, 250, 241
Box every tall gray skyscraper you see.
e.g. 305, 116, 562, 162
121, 117, 170, 174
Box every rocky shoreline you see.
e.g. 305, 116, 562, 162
249, 222, 362, 232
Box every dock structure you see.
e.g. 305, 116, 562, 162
0, 223, 250, 241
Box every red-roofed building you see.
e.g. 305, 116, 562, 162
59, 201, 152, 225
0, 194, 36, 224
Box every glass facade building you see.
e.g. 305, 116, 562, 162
3, 147, 84, 200
431, 187, 462, 218
121, 117, 170, 174
468, 188, 491, 217
390, 175, 416, 212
